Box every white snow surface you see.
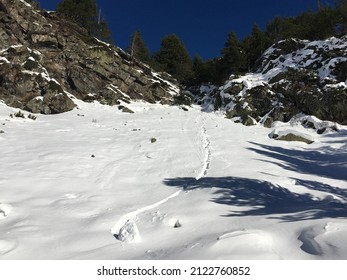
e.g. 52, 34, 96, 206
0, 100, 346, 260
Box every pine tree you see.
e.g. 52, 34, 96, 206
193, 55, 207, 84
154, 34, 193, 84
335, 0, 347, 35
244, 24, 269, 69
127, 31, 151, 63
219, 32, 246, 80
56, 0, 112, 43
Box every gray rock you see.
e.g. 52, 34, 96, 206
0, 0, 180, 114
270, 130, 314, 144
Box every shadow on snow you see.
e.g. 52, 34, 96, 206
247, 142, 347, 181
163, 176, 347, 222
164, 141, 347, 221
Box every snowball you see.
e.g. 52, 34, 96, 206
117, 220, 141, 243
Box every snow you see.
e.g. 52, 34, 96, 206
107, 84, 130, 99
19, 0, 31, 7
269, 128, 315, 143
151, 72, 180, 96
261, 37, 347, 81
0, 100, 346, 260
0, 57, 10, 64
116, 220, 142, 243
0, 204, 13, 219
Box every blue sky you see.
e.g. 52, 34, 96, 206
36, 0, 335, 60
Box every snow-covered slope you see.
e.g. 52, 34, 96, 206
1, 100, 346, 260
261, 36, 347, 82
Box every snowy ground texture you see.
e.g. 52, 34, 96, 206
0, 99, 346, 260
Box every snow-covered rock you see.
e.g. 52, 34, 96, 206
269, 129, 315, 144
193, 37, 347, 127
117, 220, 142, 243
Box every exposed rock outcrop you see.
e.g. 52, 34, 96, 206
0, 0, 179, 114
193, 37, 347, 126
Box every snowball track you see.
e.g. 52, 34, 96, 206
111, 190, 181, 239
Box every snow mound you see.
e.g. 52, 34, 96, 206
298, 222, 347, 257
116, 220, 142, 243
0, 204, 12, 219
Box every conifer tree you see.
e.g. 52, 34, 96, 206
219, 32, 246, 80
244, 24, 269, 69
335, 0, 347, 35
127, 31, 151, 63
193, 55, 207, 84
56, 0, 112, 43
154, 34, 193, 84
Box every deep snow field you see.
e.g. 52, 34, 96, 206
0, 99, 346, 260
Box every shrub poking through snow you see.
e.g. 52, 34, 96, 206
151, 137, 157, 143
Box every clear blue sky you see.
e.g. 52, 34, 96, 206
36, 0, 335, 60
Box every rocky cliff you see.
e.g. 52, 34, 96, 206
0, 0, 179, 114
193, 36, 347, 127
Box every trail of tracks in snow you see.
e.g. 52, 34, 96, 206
195, 114, 212, 180
112, 111, 212, 238
111, 190, 181, 235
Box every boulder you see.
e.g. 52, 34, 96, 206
269, 130, 314, 144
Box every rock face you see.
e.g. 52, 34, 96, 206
194, 37, 347, 126
0, 0, 179, 114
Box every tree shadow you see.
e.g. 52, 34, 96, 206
247, 142, 347, 181
163, 177, 347, 222
293, 178, 347, 201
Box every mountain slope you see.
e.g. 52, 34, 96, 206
0, 0, 179, 114
195, 36, 347, 127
